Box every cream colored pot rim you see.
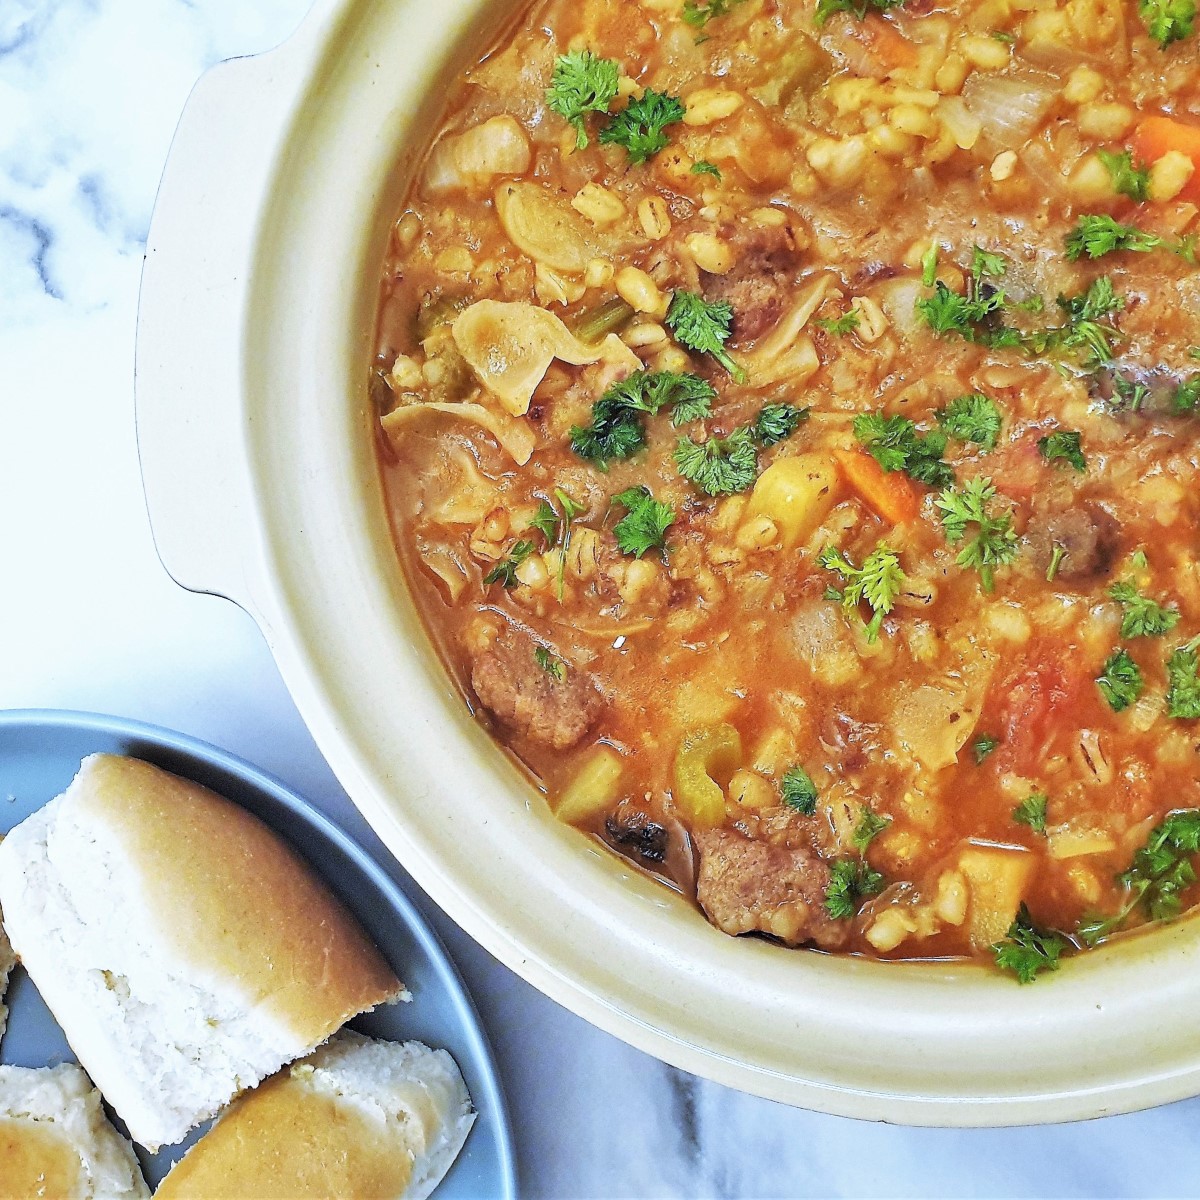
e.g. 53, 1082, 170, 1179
136, 0, 1200, 1125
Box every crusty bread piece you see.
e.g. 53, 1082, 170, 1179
0, 1063, 150, 1199
0, 912, 14, 1041
0, 754, 404, 1150
156, 1029, 475, 1200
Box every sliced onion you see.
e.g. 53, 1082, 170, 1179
962, 71, 1057, 153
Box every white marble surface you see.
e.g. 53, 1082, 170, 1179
4, 2, 1200, 1196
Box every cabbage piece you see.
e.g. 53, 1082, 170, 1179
452, 299, 639, 416
424, 116, 532, 194
892, 684, 981, 772
495, 181, 610, 274
381, 399, 537, 465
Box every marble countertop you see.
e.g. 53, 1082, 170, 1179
3, 2, 1200, 1196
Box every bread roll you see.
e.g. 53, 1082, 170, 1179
0, 1063, 150, 1199
0, 754, 404, 1150
0, 914, 14, 1041
156, 1030, 475, 1200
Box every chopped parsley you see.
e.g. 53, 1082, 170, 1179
971, 245, 1008, 283
674, 427, 758, 495
935, 477, 1019, 592
1035, 276, 1125, 366
665, 290, 745, 381
852, 413, 954, 489
1166, 636, 1200, 719
682, 0, 745, 26
753, 402, 809, 447
781, 766, 819, 815
1112, 373, 1150, 413
816, 310, 861, 336
570, 370, 717, 465
1037, 430, 1086, 472
1046, 545, 1066, 583
819, 541, 905, 644
1099, 149, 1151, 203
992, 904, 1070, 983
972, 733, 1000, 764
917, 280, 1009, 344
1139, 0, 1196, 46
534, 646, 566, 682
546, 50, 620, 150
853, 808, 891, 853
611, 485, 675, 559
1097, 648, 1143, 713
1171, 376, 1200, 414
824, 858, 885, 920
598, 88, 686, 165
483, 539, 536, 589
1012, 792, 1048, 835
937, 393, 1003, 452
815, 0, 906, 24
530, 490, 585, 600
691, 159, 722, 180
1065, 214, 1195, 263
1109, 581, 1180, 639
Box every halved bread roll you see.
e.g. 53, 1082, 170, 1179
0, 1063, 150, 1199
0, 915, 14, 1041
0, 754, 405, 1150
156, 1030, 475, 1200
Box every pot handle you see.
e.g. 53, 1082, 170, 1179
135, 31, 315, 612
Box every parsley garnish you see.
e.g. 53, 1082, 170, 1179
1046, 545, 1066, 582
1099, 149, 1151, 202
570, 370, 716, 465
665, 290, 745, 381
531, 490, 585, 600
853, 413, 954, 488
534, 646, 566, 682
1139, 0, 1196, 46
483, 540, 536, 589
1079, 809, 1200, 945
1112, 374, 1150, 413
753, 403, 808, 447
781, 767, 819, 815
853, 808, 891, 853
972, 733, 1000, 764
1171, 376, 1200, 414
1166, 636, 1200, 718
819, 541, 905, 644
920, 242, 939, 287
816, 311, 861, 336
937, 393, 1003, 452
598, 88, 686, 165
691, 159, 722, 180
935, 477, 1018, 592
815, 0, 906, 25
992, 904, 1070, 983
674, 427, 758, 495
1038, 430, 1086, 472
971, 245, 1008, 283
682, 0, 745, 26
1013, 792, 1048, 834
824, 858, 885, 920
612, 485, 675, 559
1035, 276, 1125, 366
1065, 214, 1195, 263
1109, 581, 1180, 638
1097, 648, 1143, 712
917, 280, 1008, 343
546, 51, 620, 150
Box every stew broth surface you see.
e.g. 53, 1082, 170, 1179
374, 0, 1200, 977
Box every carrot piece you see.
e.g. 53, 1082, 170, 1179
833, 449, 919, 525
1132, 116, 1200, 204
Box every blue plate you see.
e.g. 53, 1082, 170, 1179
0, 709, 516, 1197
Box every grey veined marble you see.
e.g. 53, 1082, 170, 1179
4, 1, 1200, 1197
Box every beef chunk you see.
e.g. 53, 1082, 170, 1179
469, 626, 603, 750
700, 225, 797, 345
1025, 502, 1119, 582
694, 828, 849, 950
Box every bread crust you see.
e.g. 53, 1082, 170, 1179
71, 754, 402, 1042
